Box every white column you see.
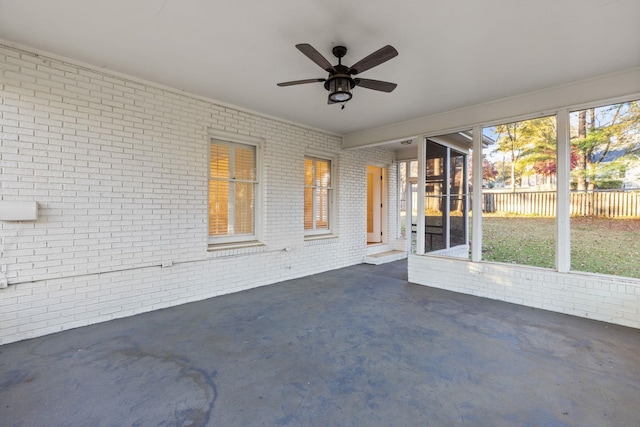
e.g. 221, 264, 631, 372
416, 137, 426, 255
471, 125, 483, 262
444, 148, 451, 249
556, 109, 571, 273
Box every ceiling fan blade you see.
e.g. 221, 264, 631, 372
327, 97, 337, 105
277, 78, 326, 87
354, 78, 397, 92
348, 45, 398, 75
296, 44, 336, 73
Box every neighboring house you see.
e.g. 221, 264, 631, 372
620, 141, 640, 189
589, 146, 640, 190
623, 163, 640, 189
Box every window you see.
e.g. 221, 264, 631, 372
304, 157, 332, 235
481, 115, 557, 268
569, 100, 640, 278
209, 139, 259, 244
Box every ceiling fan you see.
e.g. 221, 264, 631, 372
277, 44, 398, 106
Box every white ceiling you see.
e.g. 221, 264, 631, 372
1, 0, 639, 136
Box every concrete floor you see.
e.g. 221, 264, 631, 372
1, 260, 640, 427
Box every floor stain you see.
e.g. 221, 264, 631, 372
119, 347, 218, 427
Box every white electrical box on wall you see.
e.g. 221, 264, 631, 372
0, 201, 38, 221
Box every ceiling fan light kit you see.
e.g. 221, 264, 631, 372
278, 43, 398, 106
327, 77, 353, 103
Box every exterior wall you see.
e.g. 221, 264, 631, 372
408, 255, 640, 329
0, 44, 395, 344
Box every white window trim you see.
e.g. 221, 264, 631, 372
208, 129, 264, 247
304, 154, 337, 238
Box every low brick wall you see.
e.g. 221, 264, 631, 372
409, 254, 640, 329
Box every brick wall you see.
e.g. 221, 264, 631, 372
0, 44, 395, 344
408, 255, 640, 329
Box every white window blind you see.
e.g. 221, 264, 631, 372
304, 157, 332, 233
209, 141, 257, 241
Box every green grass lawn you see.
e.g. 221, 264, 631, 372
480, 214, 640, 278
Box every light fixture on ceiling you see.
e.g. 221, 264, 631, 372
326, 75, 354, 103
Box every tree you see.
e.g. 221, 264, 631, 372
494, 122, 527, 191
518, 116, 557, 187
493, 116, 557, 190
571, 101, 640, 190
489, 102, 639, 191
483, 159, 498, 183
467, 154, 498, 188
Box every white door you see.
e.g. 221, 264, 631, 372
367, 166, 382, 243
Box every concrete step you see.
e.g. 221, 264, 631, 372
363, 250, 407, 265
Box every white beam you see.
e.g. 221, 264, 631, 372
343, 67, 640, 149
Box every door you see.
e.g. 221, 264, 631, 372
367, 166, 383, 243
424, 140, 468, 252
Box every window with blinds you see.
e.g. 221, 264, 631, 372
304, 157, 332, 234
209, 140, 257, 242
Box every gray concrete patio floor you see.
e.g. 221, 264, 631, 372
1, 260, 639, 427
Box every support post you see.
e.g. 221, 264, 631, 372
471, 125, 483, 262
416, 137, 426, 255
556, 109, 571, 273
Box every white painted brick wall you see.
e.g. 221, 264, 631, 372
408, 255, 640, 329
0, 44, 396, 344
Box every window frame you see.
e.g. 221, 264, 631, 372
304, 155, 336, 237
208, 130, 263, 247
477, 115, 558, 269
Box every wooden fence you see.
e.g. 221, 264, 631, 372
481, 190, 640, 217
